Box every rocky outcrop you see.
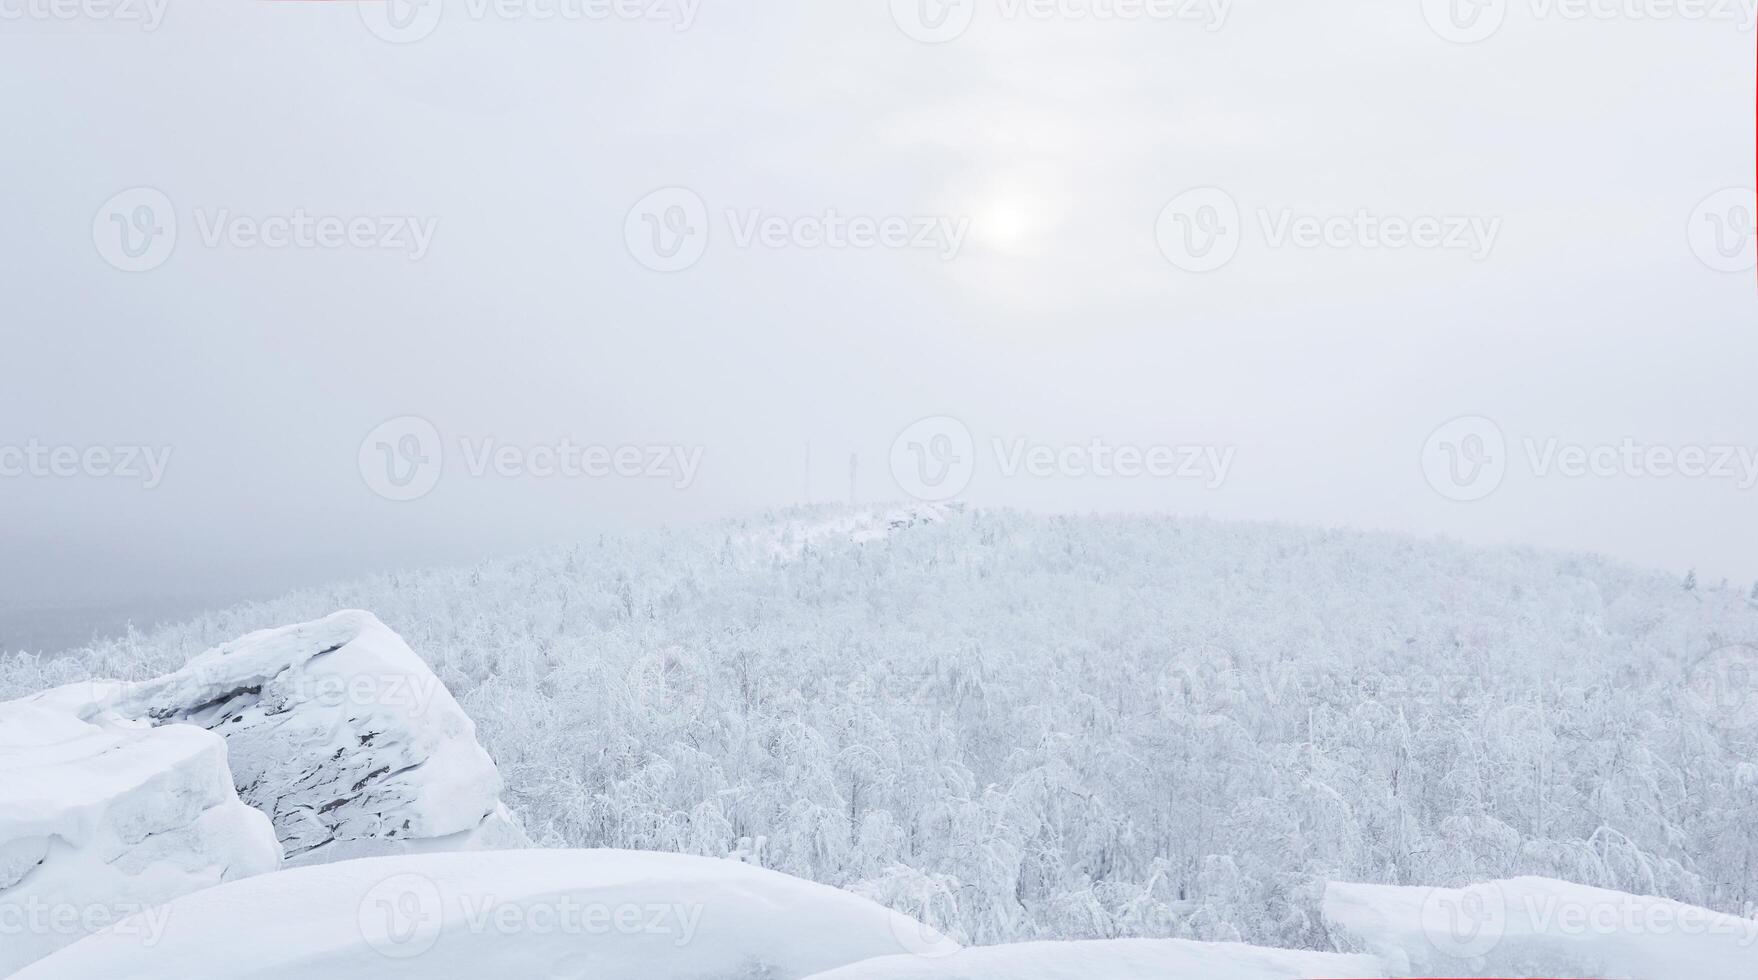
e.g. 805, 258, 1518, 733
0, 697, 281, 975
103, 610, 528, 866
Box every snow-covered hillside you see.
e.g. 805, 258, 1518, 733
4, 506, 1755, 952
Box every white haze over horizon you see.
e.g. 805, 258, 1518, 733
2, 2, 1754, 642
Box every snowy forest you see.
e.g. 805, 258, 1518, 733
7, 505, 1753, 955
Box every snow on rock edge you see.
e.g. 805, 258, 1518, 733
0, 698, 281, 976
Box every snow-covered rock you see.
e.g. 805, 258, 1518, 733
802, 938, 1385, 979
98, 610, 528, 865
1325, 876, 1758, 979
0, 697, 280, 976
13, 849, 959, 979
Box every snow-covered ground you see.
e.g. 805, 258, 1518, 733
801, 939, 1385, 979
11, 850, 957, 979
19, 852, 1756, 978
1326, 876, 1758, 979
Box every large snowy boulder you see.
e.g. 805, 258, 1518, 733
0, 698, 281, 975
1325, 876, 1758, 979
802, 938, 1385, 979
99, 610, 528, 865
14, 849, 959, 979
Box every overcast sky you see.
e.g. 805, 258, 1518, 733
1, 2, 1754, 642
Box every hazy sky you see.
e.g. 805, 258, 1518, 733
2, 2, 1754, 636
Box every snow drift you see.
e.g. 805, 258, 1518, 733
1325, 876, 1758, 979
800, 938, 1385, 979
100, 610, 527, 865
12, 849, 960, 980
0, 696, 280, 976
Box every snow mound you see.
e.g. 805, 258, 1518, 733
0, 697, 280, 975
102, 609, 527, 865
802, 938, 1385, 979
761, 503, 955, 559
1324, 876, 1758, 979
14, 849, 958, 979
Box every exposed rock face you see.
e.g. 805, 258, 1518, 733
0, 698, 281, 975
105, 610, 528, 866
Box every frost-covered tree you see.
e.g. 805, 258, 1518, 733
6, 505, 1754, 950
